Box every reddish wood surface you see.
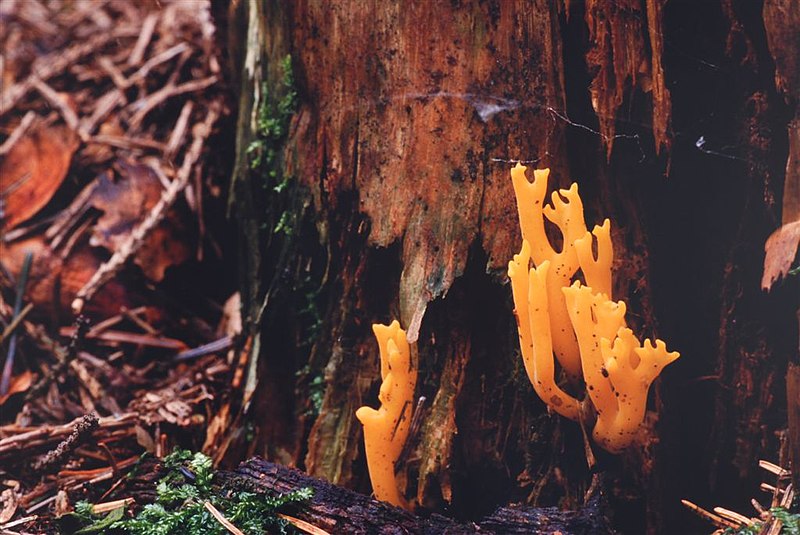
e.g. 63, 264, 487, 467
230, 1, 800, 532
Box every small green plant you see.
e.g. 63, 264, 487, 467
721, 507, 800, 535
722, 523, 762, 535
247, 55, 295, 170
70, 501, 126, 534
64, 449, 312, 535
297, 365, 325, 416
246, 54, 297, 237
247, 55, 296, 213
771, 506, 800, 535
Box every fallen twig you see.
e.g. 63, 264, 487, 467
127, 12, 160, 67
680, 499, 739, 530
87, 134, 166, 152
0, 413, 137, 460
204, 501, 245, 535
127, 75, 217, 130
127, 42, 190, 88
165, 101, 194, 159
30, 78, 81, 134
174, 336, 234, 362
0, 111, 36, 156
91, 498, 134, 514
0, 515, 37, 532
0, 30, 135, 116
25, 315, 91, 403
78, 87, 125, 137
60, 326, 188, 351
0, 252, 33, 396
32, 412, 99, 473
0, 303, 33, 346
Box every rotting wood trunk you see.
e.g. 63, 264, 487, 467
224, 1, 799, 533
221, 458, 611, 534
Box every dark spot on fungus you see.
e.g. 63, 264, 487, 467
549, 395, 563, 406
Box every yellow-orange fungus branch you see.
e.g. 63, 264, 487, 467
355, 320, 416, 509
508, 163, 679, 453
575, 219, 613, 297
509, 244, 580, 420
596, 332, 680, 452
510, 163, 590, 382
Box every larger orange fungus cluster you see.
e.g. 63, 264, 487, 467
507, 163, 679, 453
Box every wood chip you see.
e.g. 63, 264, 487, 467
203, 501, 244, 535
712, 507, 753, 526
762, 220, 800, 290
91, 497, 134, 514
680, 499, 738, 529
278, 513, 333, 535
128, 12, 159, 66
758, 460, 789, 477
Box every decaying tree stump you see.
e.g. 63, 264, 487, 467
223, 1, 799, 533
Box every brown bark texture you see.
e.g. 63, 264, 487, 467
226, 1, 799, 533
223, 458, 610, 534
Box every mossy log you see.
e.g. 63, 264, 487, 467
222, 458, 611, 534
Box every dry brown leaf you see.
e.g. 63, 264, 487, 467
762, 220, 800, 290
0, 236, 133, 316
89, 161, 192, 281
202, 402, 230, 454
0, 488, 18, 524
135, 425, 156, 453
0, 124, 78, 230
782, 120, 799, 225
54, 490, 70, 517
0, 370, 35, 406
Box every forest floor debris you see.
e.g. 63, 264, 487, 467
0, 0, 244, 532
683, 460, 797, 535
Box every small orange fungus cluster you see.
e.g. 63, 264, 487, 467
507, 163, 679, 453
355, 320, 416, 509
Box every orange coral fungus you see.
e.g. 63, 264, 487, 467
355, 320, 416, 508
508, 163, 679, 453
